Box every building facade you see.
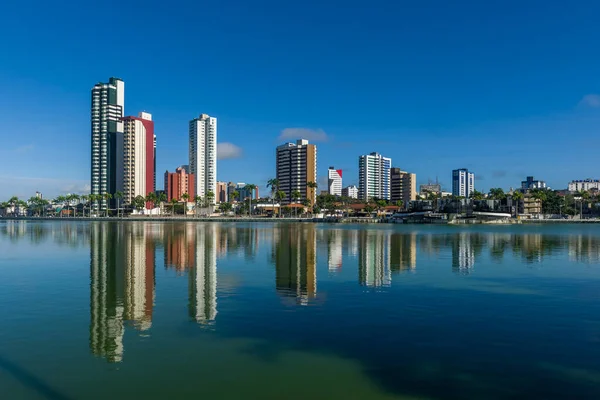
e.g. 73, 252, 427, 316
164, 166, 195, 202
327, 167, 342, 196
122, 112, 155, 205
419, 182, 442, 196
189, 114, 217, 203
91, 77, 125, 210
390, 168, 417, 205
216, 181, 228, 203
452, 168, 475, 198
358, 152, 391, 201
342, 185, 359, 199
521, 176, 547, 190
568, 179, 600, 192
276, 139, 317, 205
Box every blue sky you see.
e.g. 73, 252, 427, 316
1, 0, 600, 199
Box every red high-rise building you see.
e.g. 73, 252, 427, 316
122, 112, 155, 207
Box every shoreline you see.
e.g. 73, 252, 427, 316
2, 216, 600, 224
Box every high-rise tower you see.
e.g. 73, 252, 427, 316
91, 77, 124, 211
189, 114, 217, 201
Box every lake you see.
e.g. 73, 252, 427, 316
1, 221, 600, 399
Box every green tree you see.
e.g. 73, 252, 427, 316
181, 192, 190, 217
132, 195, 146, 212
267, 178, 279, 218
291, 190, 302, 217
206, 191, 215, 212
220, 202, 233, 215
194, 195, 202, 217
469, 190, 484, 200
146, 192, 158, 216
114, 191, 124, 218
170, 198, 178, 216
157, 192, 167, 215
489, 188, 506, 200
364, 204, 375, 216
245, 184, 257, 216
511, 191, 523, 218
103, 193, 113, 217
306, 181, 318, 207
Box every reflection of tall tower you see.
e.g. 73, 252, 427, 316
327, 230, 343, 273
90, 222, 156, 362
123, 223, 155, 331
90, 223, 125, 363
452, 233, 475, 274
189, 224, 218, 324
358, 230, 391, 287
390, 233, 417, 272
274, 225, 317, 305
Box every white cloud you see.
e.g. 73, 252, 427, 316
217, 142, 243, 160
278, 128, 328, 142
578, 94, 600, 108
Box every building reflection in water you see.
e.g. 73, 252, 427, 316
163, 223, 218, 324
358, 230, 391, 287
90, 222, 157, 363
188, 224, 218, 324
272, 224, 317, 305
390, 233, 417, 273
452, 233, 475, 275
327, 229, 343, 273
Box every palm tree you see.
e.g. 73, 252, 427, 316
511, 191, 523, 218
80, 195, 88, 217
157, 192, 167, 215
489, 188, 506, 200
291, 190, 301, 217
306, 181, 318, 207
206, 191, 215, 205
231, 191, 239, 203
469, 190, 484, 201
245, 184, 257, 216
531, 189, 547, 215
194, 195, 202, 217
267, 178, 279, 218
170, 198, 178, 216
103, 193, 113, 217
181, 193, 190, 217
275, 190, 286, 217
146, 192, 158, 216
114, 191, 124, 218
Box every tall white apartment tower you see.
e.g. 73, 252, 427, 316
189, 114, 217, 201
91, 77, 125, 211
328, 167, 343, 196
358, 152, 392, 201
452, 168, 475, 198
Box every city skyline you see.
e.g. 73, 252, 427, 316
2, 2, 600, 199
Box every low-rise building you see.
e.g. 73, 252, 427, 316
568, 179, 600, 192
521, 176, 547, 190
164, 166, 195, 201
342, 185, 358, 199
523, 194, 542, 215
419, 182, 441, 196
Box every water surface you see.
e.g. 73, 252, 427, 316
1, 221, 600, 399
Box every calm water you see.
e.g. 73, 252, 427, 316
1, 221, 600, 399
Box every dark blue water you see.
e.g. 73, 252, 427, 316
1, 221, 599, 399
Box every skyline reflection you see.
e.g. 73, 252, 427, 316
3, 221, 600, 365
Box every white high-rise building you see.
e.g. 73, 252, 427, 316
91, 77, 124, 211
189, 114, 217, 201
328, 167, 342, 196
342, 185, 359, 199
452, 168, 475, 198
358, 152, 392, 201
